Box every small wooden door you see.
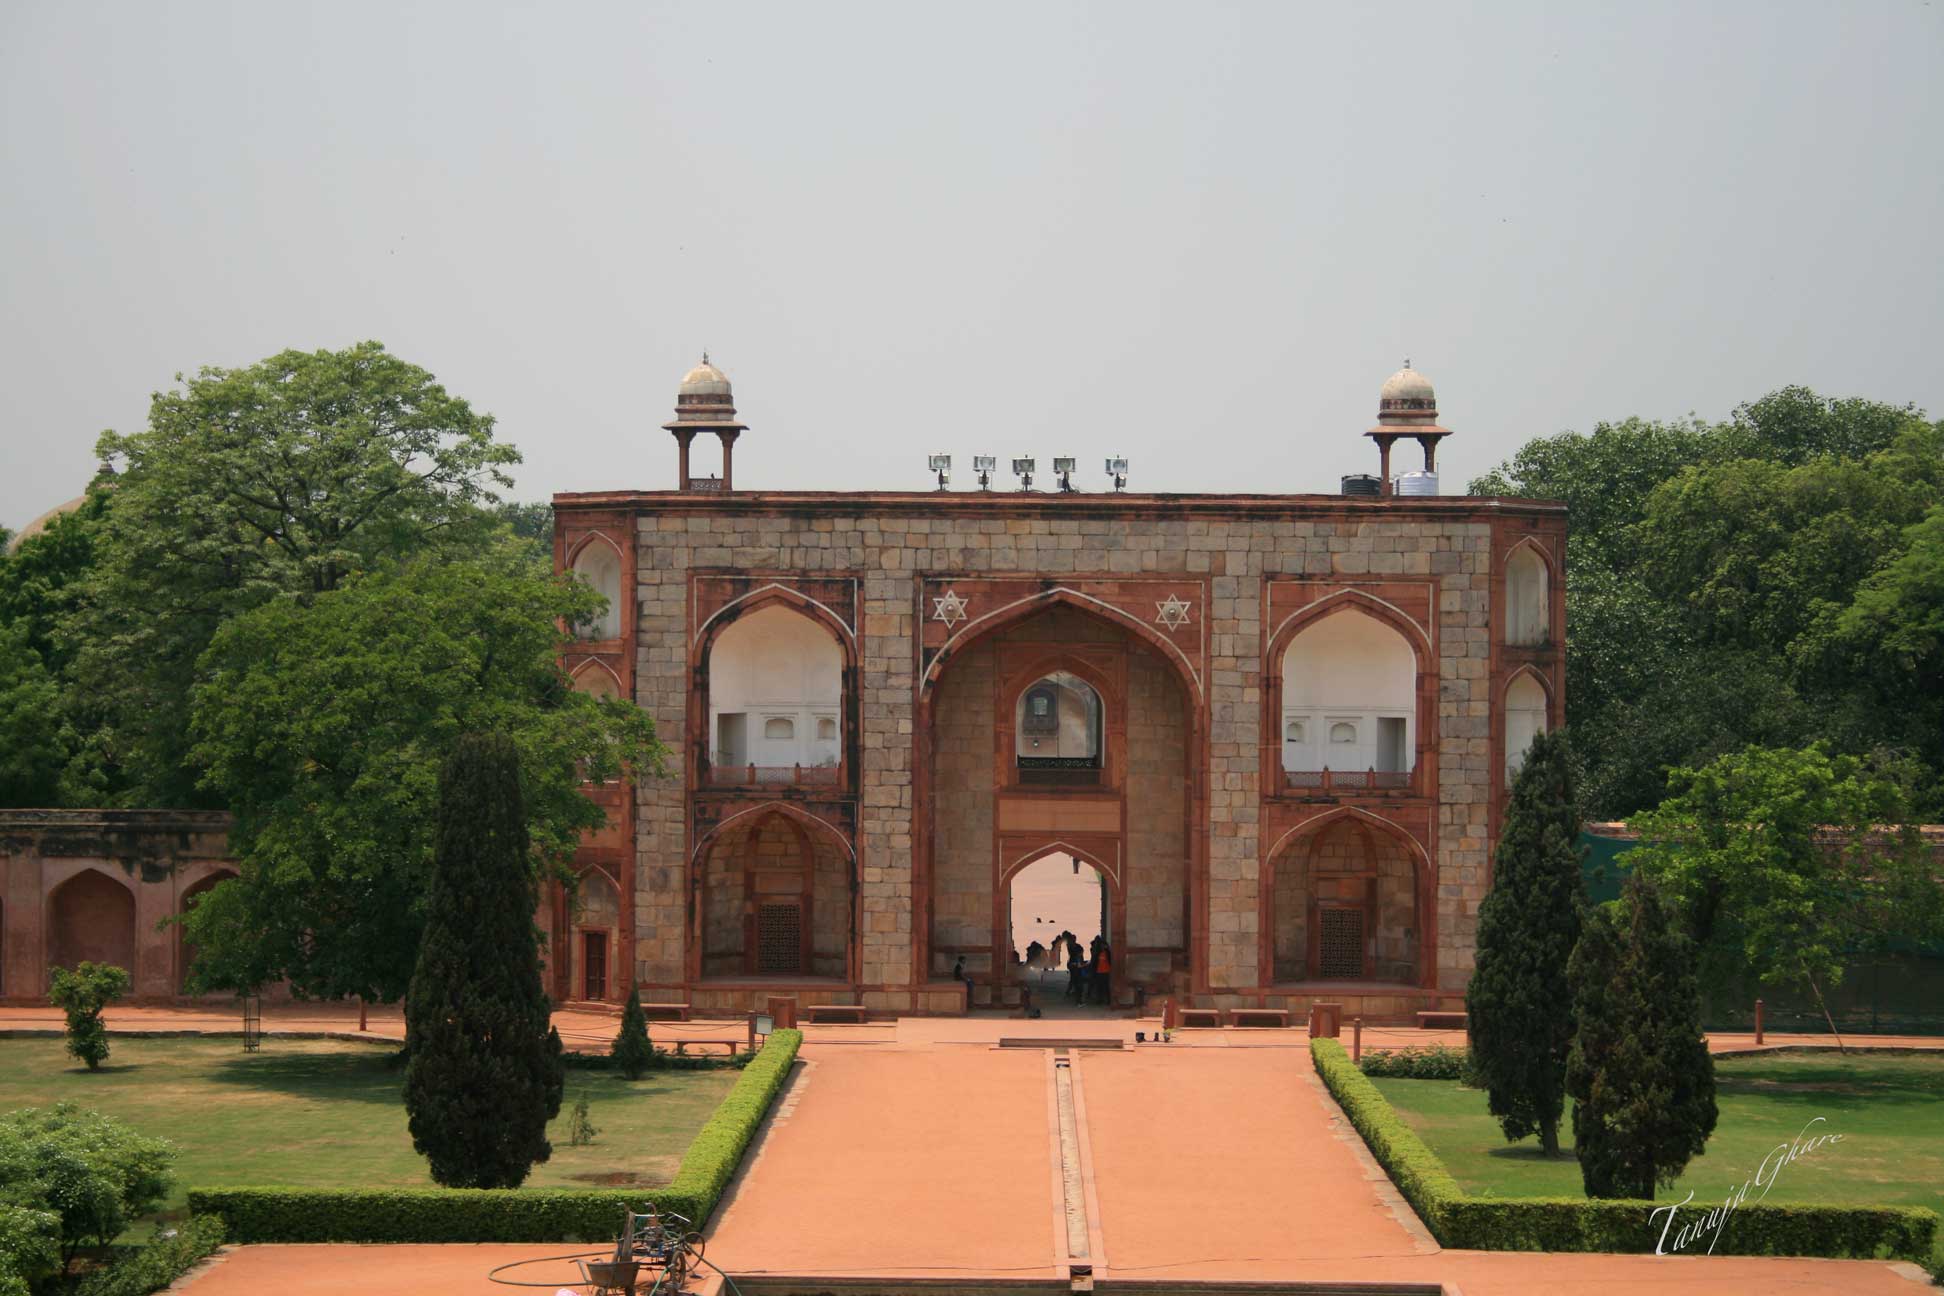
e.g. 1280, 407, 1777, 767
583, 930, 608, 1000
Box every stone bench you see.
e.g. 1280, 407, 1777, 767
666, 1037, 743, 1056
1176, 1007, 1224, 1028
639, 1002, 691, 1021
805, 1004, 870, 1023
1416, 1010, 1467, 1029
1229, 1008, 1291, 1028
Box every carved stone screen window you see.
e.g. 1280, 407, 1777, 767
1318, 908, 1364, 979
756, 903, 803, 975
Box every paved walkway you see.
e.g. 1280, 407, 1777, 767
20, 1005, 1930, 1294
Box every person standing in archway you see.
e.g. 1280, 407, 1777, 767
1066, 936, 1087, 1003
1091, 939, 1113, 1005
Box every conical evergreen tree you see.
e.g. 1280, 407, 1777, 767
404, 731, 564, 1188
611, 987, 655, 1080
1466, 728, 1584, 1155
1567, 870, 1718, 1198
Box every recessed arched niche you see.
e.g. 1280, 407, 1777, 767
1505, 673, 1548, 782
1280, 611, 1416, 782
571, 543, 623, 640
1506, 547, 1550, 647
706, 604, 843, 775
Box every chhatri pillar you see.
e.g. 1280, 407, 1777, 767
663, 354, 748, 492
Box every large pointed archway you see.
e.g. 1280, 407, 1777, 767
915, 594, 1203, 1006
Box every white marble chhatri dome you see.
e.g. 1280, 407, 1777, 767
679, 357, 732, 397
1379, 363, 1435, 405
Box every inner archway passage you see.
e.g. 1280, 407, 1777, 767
1008, 852, 1113, 1008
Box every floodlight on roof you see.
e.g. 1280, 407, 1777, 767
1012, 456, 1036, 491
972, 455, 996, 490
1053, 457, 1076, 493
1105, 456, 1129, 491
928, 453, 951, 490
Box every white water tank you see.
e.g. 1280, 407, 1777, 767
1394, 470, 1440, 497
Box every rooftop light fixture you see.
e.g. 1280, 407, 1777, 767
928, 453, 951, 490
973, 455, 997, 490
1053, 457, 1076, 492
1012, 456, 1036, 491
1105, 456, 1129, 491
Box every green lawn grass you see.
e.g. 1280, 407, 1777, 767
0, 1036, 735, 1224
1371, 1050, 1944, 1219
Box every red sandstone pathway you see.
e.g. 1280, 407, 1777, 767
705, 1044, 1064, 1279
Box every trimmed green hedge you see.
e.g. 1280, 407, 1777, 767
189, 1028, 802, 1243
1311, 1038, 1938, 1261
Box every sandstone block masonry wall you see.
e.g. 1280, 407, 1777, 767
624, 501, 1549, 1001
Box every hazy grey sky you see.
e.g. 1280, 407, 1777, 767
4, 2, 1940, 528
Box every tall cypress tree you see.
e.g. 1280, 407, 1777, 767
404, 731, 564, 1188
1567, 870, 1718, 1198
1466, 728, 1584, 1155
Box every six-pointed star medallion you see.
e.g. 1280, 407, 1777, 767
1156, 594, 1193, 630
932, 589, 969, 628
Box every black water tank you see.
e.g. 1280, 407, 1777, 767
1341, 473, 1381, 497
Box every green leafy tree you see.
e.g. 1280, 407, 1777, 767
0, 1104, 174, 1269
0, 623, 67, 807
0, 1203, 61, 1296
181, 549, 662, 1002
1811, 504, 1944, 805
1471, 391, 1944, 817
1466, 729, 1584, 1155
47, 963, 131, 1071
404, 732, 565, 1189
1567, 872, 1717, 1198
0, 481, 111, 673
611, 988, 655, 1080
71, 341, 517, 805
1637, 424, 1943, 656
1627, 745, 1942, 1000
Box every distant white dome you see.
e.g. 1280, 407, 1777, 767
1380, 365, 1434, 405
7, 494, 87, 553
679, 358, 732, 397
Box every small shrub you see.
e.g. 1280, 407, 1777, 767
75, 1216, 225, 1296
611, 989, 654, 1080
1359, 1044, 1470, 1080
566, 1094, 597, 1147
47, 963, 131, 1071
0, 1104, 175, 1269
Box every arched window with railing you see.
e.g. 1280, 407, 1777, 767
1280, 610, 1416, 789
706, 604, 843, 784
1015, 671, 1103, 773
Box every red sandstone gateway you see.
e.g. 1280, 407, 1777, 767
544, 359, 1565, 1027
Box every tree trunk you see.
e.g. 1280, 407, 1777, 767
1540, 1119, 1560, 1157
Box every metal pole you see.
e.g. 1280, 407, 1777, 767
1352, 1016, 1363, 1063
1754, 997, 1764, 1046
